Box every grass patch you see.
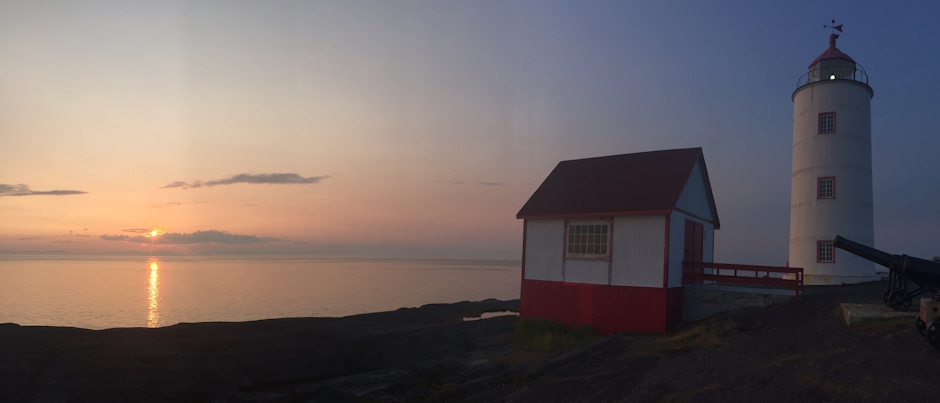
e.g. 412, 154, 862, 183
624, 318, 742, 358
665, 319, 740, 349
800, 369, 822, 385
772, 353, 801, 367
659, 382, 724, 403
513, 318, 601, 352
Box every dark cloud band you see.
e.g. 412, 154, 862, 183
434, 180, 506, 186
161, 173, 328, 189
148, 201, 205, 208
101, 230, 278, 245
0, 184, 87, 197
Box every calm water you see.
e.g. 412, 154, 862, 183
0, 256, 520, 330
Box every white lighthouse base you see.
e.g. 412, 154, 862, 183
804, 274, 881, 286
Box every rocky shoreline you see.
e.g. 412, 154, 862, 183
0, 299, 520, 402
3, 281, 939, 402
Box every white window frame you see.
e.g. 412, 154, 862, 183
818, 112, 836, 134
817, 240, 835, 263
817, 177, 835, 199
564, 219, 611, 261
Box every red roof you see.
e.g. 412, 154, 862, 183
516, 148, 719, 228
809, 33, 855, 68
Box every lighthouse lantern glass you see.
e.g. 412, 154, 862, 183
809, 58, 856, 83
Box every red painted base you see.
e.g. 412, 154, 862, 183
519, 279, 682, 334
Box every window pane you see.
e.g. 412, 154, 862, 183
818, 178, 834, 198
819, 113, 835, 134
818, 241, 834, 262
565, 223, 610, 257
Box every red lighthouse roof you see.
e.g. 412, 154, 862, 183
809, 33, 855, 68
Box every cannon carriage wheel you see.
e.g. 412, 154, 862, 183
916, 316, 927, 336
925, 317, 940, 349
887, 290, 913, 311
884, 271, 907, 309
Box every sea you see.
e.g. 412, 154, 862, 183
0, 256, 521, 330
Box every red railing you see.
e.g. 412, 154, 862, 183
683, 261, 804, 300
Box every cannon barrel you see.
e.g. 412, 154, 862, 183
833, 236, 893, 268
834, 235, 940, 286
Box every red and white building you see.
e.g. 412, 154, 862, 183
516, 148, 720, 334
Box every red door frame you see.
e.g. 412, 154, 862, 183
682, 219, 704, 284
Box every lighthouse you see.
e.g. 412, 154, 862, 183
789, 30, 879, 285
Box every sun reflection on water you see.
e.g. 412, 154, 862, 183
148, 260, 160, 328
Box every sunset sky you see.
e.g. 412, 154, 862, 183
2, 1, 939, 263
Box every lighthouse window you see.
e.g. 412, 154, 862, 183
817, 241, 835, 263
817, 177, 835, 199
819, 112, 836, 134
566, 222, 610, 259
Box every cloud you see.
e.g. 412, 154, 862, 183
17, 237, 43, 240
435, 180, 506, 186
122, 228, 153, 234
160, 181, 189, 189
161, 173, 329, 189
0, 184, 87, 197
100, 230, 279, 245
148, 201, 205, 208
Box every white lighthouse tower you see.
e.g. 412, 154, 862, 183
789, 29, 879, 285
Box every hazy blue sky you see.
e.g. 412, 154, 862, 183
1, 1, 939, 263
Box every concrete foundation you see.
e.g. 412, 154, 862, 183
682, 284, 793, 322
840, 303, 917, 325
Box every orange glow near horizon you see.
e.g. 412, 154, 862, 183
147, 260, 160, 328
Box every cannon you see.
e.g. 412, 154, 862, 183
834, 235, 940, 348
834, 235, 940, 311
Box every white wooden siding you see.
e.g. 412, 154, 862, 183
667, 210, 715, 288
610, 215, 666, 287
563, 259, 609, 284
674, 158, 715, 224
524, 219, 564, 281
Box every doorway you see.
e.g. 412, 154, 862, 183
683, 219, 704, 284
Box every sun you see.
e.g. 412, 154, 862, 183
147, 228, 165, 238
150, 230, 159, 237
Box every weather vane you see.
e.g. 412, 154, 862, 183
823, 20, 843, 34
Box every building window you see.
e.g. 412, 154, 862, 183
566, 222, 609, 259
818, 241, 835, 263
817, 177, 835, 199
818, 112, 836, 134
